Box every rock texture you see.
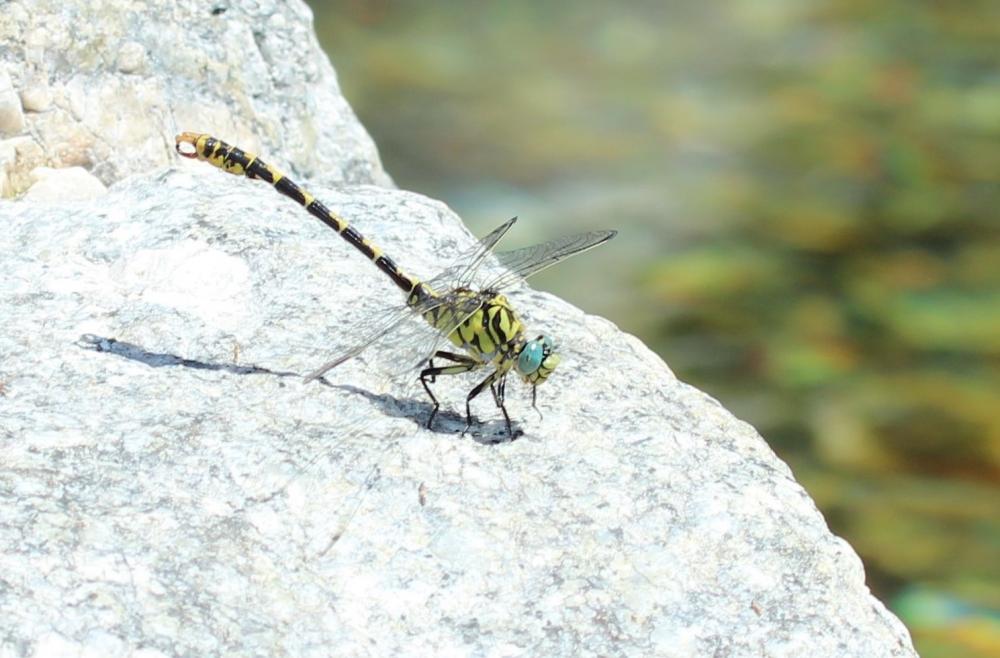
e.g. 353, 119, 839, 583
0, 1, 918, 657
0, 0, 390, 198
2, 176, 918, 658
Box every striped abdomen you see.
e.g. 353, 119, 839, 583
175, 132, 428, 300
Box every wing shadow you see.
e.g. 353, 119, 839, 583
77, 334, 518, 443
77, 334, 301, 377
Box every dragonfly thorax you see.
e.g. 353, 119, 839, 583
417, 284, 559, 385
419, 289, 527, 366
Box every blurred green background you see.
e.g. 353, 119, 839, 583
305, 1, 999, 655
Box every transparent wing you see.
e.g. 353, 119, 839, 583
354, 229, 616, 381
426, 217, 518, 291
391, 290, 491, 371
302, 220, 617, 384
304, 219, 519, 381
482, 229, 618, 291
310, 292, 489, 386
399, 291, 489, 367
303, 293, 451, 382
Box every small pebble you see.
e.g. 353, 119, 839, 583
19, 85, 53, 112
24, 166, 108, 202
0, 69, 25, 135
117, 41, 147, 73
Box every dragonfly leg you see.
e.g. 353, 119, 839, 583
490, 375, 513, 438
419, 351, 479, 431
428, 351, 473, 370
463, 370, 511, 439
531, 385, 543, 421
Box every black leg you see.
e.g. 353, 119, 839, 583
433, 351, 473, 363
462, 370, 497, 436
428, 350, 467, 371
490, 376, 513, 438
419, 367, 442, 429
419, 352, 480, 431
531, 385, 543, 421
463, 370, 503, 437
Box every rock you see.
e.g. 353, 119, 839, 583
0, 0, 391, 196
18, 83, 52, 113
0, 171, 917, 657
116, 41, 147, 74
0, 1, 917, 656
0, 135, 43, 197
0, 67, 26, 135
23, 166, 108, 202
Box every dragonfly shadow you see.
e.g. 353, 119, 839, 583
76, 334, 302, 378
328, 383, 520, 445
77, 334, 518, 443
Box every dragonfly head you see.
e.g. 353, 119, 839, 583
516, 335, 560, 385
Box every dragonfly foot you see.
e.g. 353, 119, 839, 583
425, 404, 440, 431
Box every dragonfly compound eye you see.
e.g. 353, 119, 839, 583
518, 336, 560, 384
517, 340, 545, 376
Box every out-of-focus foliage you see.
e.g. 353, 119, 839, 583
307, 1, 1000, 655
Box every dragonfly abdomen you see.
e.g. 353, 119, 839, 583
175, 133, 420, 296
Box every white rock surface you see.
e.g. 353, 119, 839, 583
0, 0, 390, 197
23, 165, 108, 202
0, 0, 917, 656
0, 67, 26, 134
1, 169, 918, 657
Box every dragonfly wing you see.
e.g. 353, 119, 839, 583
427, 217, 518, 290
303, 294, 451, 383
483, 229, 618, 291
353, 292, 488, 385
408, 293, 489, 368
305, 225, 614, 382
304, 220, 518, 384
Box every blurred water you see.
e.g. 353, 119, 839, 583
305, 2, 1000, 655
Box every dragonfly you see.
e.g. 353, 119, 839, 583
175, 132, 616, 438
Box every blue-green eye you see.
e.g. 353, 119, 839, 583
517, 341, 544, 375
